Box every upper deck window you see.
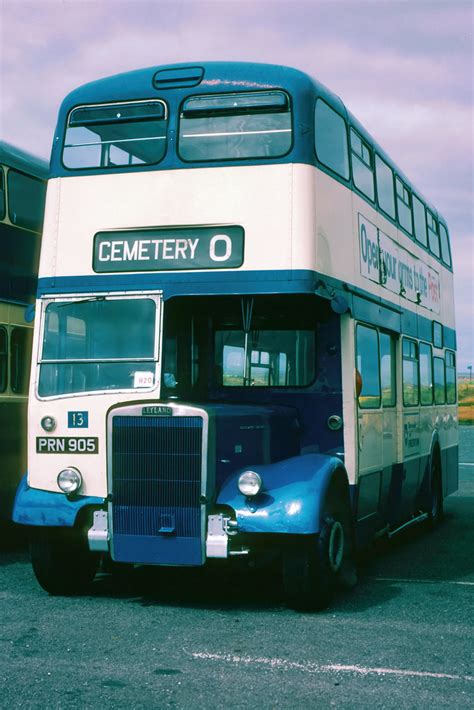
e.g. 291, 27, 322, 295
375, 155, 395, 218
178, 91, 292, 162
7, 170, 46, 233
63, 101, 168, 170
314, 100, 349, 179
427, 211, 440, 257
350, 129, 374, 201
395, 177, 413, 235
412, 195, 428, 247
439, 223, 452, 267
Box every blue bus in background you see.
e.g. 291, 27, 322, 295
0, 142, 48, 521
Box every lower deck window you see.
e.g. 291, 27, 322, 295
217, 329, 314, 387
402, 339, 419, 406
38, 297, 157, 396
356, 325, 380, 408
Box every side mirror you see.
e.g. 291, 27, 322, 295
355, 369, 363, 398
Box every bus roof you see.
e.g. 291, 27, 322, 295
54, 61, 445, 225
0, 141, 49, 180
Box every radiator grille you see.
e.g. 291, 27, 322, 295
111, 416, 203, 541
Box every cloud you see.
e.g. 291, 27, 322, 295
1, 0, 472, 366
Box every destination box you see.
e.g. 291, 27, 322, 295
93, 225, 244, 273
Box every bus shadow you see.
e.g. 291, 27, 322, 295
91, 495, 473, 613
0, 522, 28, 564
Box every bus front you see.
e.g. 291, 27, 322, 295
14, 64, 354, 610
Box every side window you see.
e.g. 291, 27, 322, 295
445, 351, 456, 404
7, 170, 46, 233
427, 211, 440, 257
402, 338, 419, 406
0, 168, 5, 221
395, 177, 413, 235
379, 332, 396, 406
375, 155, 395, 218
350, 129, 374, 201
11, 327, 33, 395
419, 342, 433, 405
433, 356, 446, 404
433, 321, 443, 348
439, 224, 452, 267
314, 100, 349, 179
356, 324, 380, 408
0, 327, 7, 392
412, 195, 428, 247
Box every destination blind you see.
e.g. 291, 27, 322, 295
93, 225, 244, 272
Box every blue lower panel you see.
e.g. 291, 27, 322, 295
12, 475, 104, 527
112, 533, 203, 566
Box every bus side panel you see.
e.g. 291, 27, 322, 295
0, 398, 27, 520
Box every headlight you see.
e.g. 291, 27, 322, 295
41, 415, 56, 432
238, 470, 262, 497
57, 467, 82, 495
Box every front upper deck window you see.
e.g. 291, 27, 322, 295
38, 297, 158, 397
63, 101, 168, 169
178, 91, 292, 161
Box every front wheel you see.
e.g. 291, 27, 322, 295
282, 509, 356, 611
30, 527, 99, 595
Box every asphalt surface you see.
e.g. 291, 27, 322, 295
0, 427, 472, 709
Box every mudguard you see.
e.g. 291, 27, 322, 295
12, 474, 104, 527
216, 453, 348, 535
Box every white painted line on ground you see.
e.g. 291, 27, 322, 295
374, 577, 474, 586
191, 651, 474, 682
460, 462, 474, 466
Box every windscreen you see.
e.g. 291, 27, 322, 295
63, 101, 167, 169
38, 297, 157, 396
178, 91, 292, 161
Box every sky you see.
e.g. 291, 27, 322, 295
1, 0, 473, 370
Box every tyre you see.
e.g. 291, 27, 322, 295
30, 527, 99, 595
282, 493, 357, 611
427, 449, 443, 527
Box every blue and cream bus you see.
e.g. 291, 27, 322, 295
13, 63, 458, 609
0, 141, 48, 521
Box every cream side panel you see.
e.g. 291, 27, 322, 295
38, 178, 61, 279
349, 191, 455, 330
290, 164, 317, 270
314, 170, 354, 283
340, 313, 357, 485
43, 165, 294, 278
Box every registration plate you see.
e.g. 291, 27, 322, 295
36, 437, 99, 454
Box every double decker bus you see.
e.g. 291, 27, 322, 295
0, 142, 48, 521
13, 63, 458, 609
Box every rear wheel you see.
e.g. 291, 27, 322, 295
30, 527, 99, 595
283, 494, 356, 611
427, 450, 443, 527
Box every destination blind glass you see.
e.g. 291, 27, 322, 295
38, 298, 157, 396
93, 225, 244, 272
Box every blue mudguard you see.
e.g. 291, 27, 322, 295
12, 474, 105, 527
216, 454, 347, 535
